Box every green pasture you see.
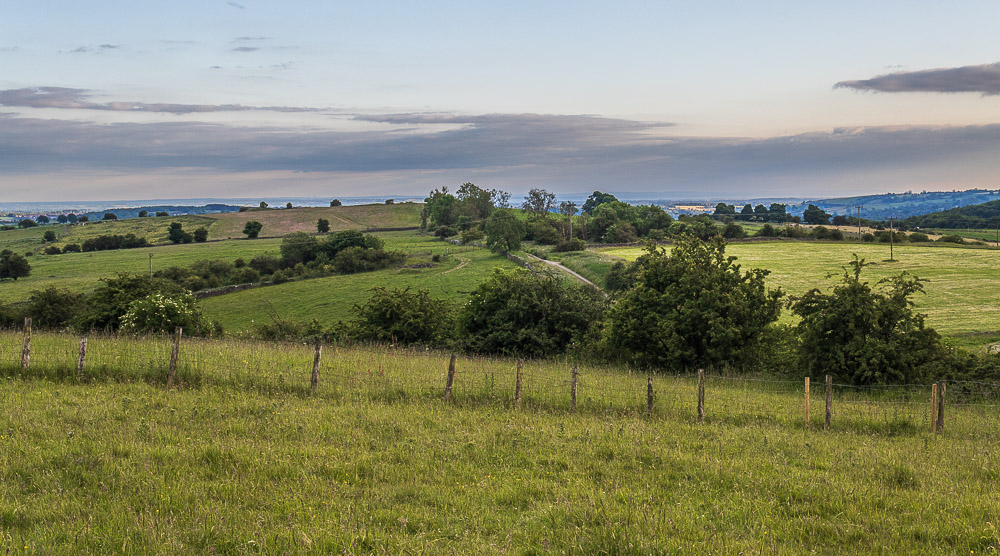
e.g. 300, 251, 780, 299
199, 235, 517, 333
0, 239, 284, 303
1, 332, 999, 553
0, 216, 215, 255
599, 241, 1000, 342
924, 228, 1000, 244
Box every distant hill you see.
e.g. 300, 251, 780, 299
787, 189, 1000, 220
903, 199, 1000, 229
80, 203, 243, 221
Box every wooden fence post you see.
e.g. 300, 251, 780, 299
647, 377, 654, 414
930, 383, 938, 433
570, 365, 578, 412
77, 338, 88, 376
824, 375, 832, 431
310, 340, 322, 394
804, 377, 811, 428
20, 317, 31, 370
167, 327, 182, 387
936, 381, 946, 433
697, 370, 705, 424
515, 360, 523, 408
443, 354, 456, 400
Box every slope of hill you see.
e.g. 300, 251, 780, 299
903, 199, 1000, 229
788, 189, 1000, 220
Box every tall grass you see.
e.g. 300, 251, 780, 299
3, 330, 1000, 553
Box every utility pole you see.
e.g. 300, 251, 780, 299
888, 216, 895, 261
855, 205, 863, 241
149, 252, 153, 279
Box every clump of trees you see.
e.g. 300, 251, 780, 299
81, 234, 148, 252
243, 221, 263, 239
0, 249, 31, 280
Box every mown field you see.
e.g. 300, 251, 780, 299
599, 241, 1000, 348
205, 203, 422, 239
199, 233, 519, 333
1, 331, 999, 554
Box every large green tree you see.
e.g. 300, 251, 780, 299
605, 236, 783, 371
790, 257, 943, 385
0, 250, 31, 281
484, 208, 526, 252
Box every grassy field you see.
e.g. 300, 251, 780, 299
599, 241, 1000, 347
0, 238, 285, 303
1, 331, 999, 553
205, 203, 422, 239
924, 228, 1000, 244
199, 233, 518, 333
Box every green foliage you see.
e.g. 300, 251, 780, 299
790, 257, 943, 385
73, 273, 187, 332
249, 254, 281, 275
0, 249, 31, 280
280, 232, 320, 267
582, 191, 618, 214
332, 246, 405, 274
102, 213, 118, 221
604, 236, 783, 372
43, 230, 56, 242
525, 216, 562, 245
484, 208, 525, 252
435, 225, 458, 238
119, 291, 210, 336
23, 287, 85, 329
193, 227, 209, 242
937, 234, 965, 244
424, 188, 458, 228
18, 219, 37, 228
242, 220, 263, 239
722, 222, 746, 239
61, 243, 81, 253
167, 222, 193, 244
668, 214, 719, 240
553, 238, 587, 252
330, 199, 342, 207
81, 234, 148, 251
350, 287, 455, 347
908, 232, 930, 242
317, 218, 330, 234
44, 246, 62, 255
802, 204, 831, 225
522, 188, 556, 217
458, 268, 605, 357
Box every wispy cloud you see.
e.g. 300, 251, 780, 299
836, 62, 1000, 95
66, 44, 122, 54
0, 87, 320, 114
226, 1, 245, 9
232, 46, 259, 52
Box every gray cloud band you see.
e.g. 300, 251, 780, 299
836, 63, 1000, 95
1, 110, 997, 196
0, 87, 319, 114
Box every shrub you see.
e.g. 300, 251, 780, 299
435, 226, 458, 238
249, 255, 281, 275
155, 211, 168, 217
908, 232, 930, 242
102, 213, 117, 221
24, 287, 85, 329
193, 227, 209, 242
43, 230, 56, 242
790, 257, 943, 385
350, 287, 455, 347
722, 222, 746, 239
18, 219, 37, 228
333, 247, 405, 274
81, 234, 148, 252
73, 274, 187, 332
44, 246, 62, 255
62, 243, 82, 253
119, 292, 208, 335
526, 217, 562, 245
604, 236, 783, 372
553, 238, 587, 252
243, 220, 263, 239
317, 218, 330, 234
458, 268, 606, 357
460, 228, 484, 244
937, 234, 965, 244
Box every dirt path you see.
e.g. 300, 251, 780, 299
442, 257, 469, 274
524, 253, 604, 293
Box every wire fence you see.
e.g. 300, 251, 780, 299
2, 326, 999, 438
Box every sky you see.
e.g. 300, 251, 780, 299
2, 1, 1000, 202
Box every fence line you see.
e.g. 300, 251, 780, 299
2, 328, 1000, 437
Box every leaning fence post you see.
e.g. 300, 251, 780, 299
824, 375, 832, 431
443, 354, 456, 400
697, 370, 705, 424
930, 383, 939, 433
515, 359, 523, 408
570, 365, 578, 412
20, 317, 31, 370
77, 338, 88, 376
804, 377, 811, 428
647, 377, 654, 414
167, 326, 182, 387
936, 381, 946, 433
310, 340, 322, 393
